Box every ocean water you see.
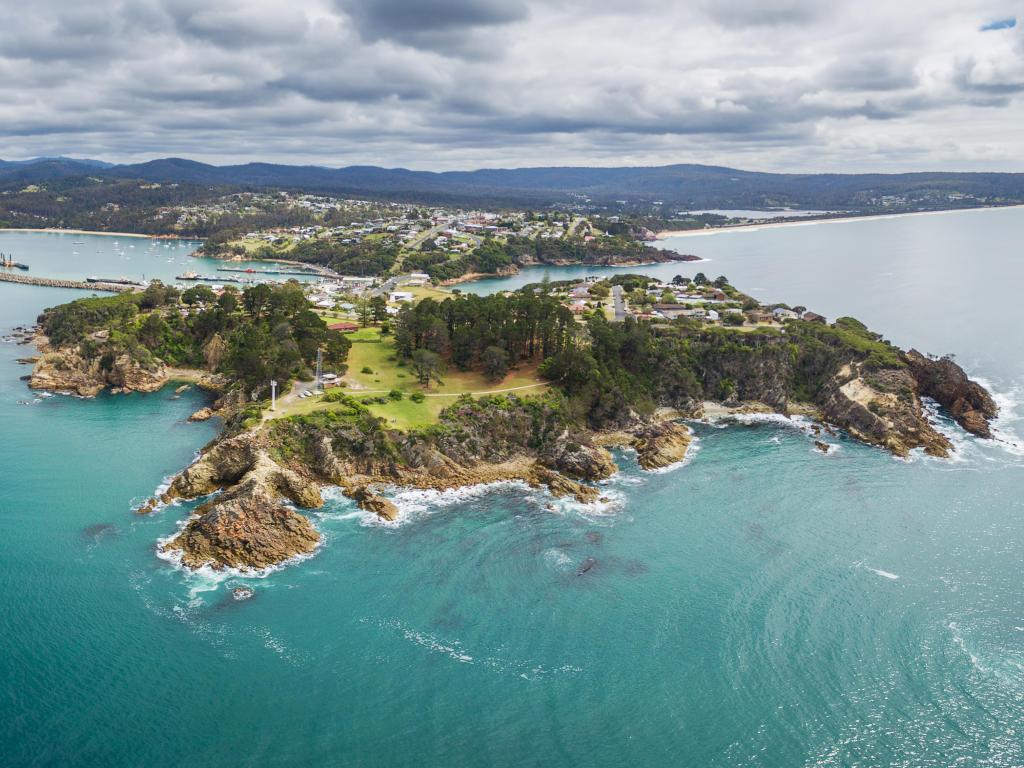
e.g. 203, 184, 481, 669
2, 211, 1024, 767
0, 230, 320, 285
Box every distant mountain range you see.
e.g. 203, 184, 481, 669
3, 156, 1024, 211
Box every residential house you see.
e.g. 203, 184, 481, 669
746, 310, 775, 323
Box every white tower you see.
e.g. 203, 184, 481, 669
270, 379, 278, 411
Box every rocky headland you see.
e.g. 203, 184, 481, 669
21, 280, 1000, 575
151, 395, 697, 572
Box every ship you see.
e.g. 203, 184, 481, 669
1, 254, 29, 270
85, 276, 143, 286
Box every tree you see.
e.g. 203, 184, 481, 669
588, 283, 609, 298
140, 280, 176, 310
370, 295, 388, 323
660, 289, 676, 304
411, 349, 445, 387
182, 284, 215, 306
671, 274, 686, 286
137, 312, 167, 350
713, 275, 730, 288
242, 284, 272, 319
481, 345, 510, 383
693, 272, 708, 285
218, 289, 239, 313
357, 296, 372, 327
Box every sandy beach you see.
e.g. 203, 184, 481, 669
655, 203, 1024, 239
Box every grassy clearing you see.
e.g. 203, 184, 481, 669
270, 326, 548, 429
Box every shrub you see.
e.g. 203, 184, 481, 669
410, 391, 426, 403
360, 366, 373, 374
388, 389, 403, 401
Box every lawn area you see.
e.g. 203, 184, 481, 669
406, 284, 451, 302
270, 326, 549, 430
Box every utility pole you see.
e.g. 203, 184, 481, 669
315, 348, 323, 393
270, 379, 278, 411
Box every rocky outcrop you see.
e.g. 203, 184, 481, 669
905, 350, 997, 438
542, 438, 618, 480
348, 486, 399, 521
188, 407, 215, 422
30, 348, 167, 397
164, 484, 319, 570
819, 364, 951, 458
162, 432, 324, 570
594, 419, 693, 470
533, 467, 601, 503
628, 421, 693, 469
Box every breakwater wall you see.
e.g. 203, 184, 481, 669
0, 272, 137, 292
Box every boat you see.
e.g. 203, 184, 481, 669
85, 276, 142, 286
177, 271, 200, 280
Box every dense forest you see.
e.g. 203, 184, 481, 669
388, 287, 906, 429
39, 281, 350, 392
393, 292, 577, 371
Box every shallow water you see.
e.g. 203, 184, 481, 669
2, 212, 1024, 766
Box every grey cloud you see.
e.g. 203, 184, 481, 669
337, 0, 527, 54
699, 0, 823, 27
0, 0, 1022, 172
824, 56, 919, 92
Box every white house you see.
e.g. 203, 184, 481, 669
390, 291, 415, 303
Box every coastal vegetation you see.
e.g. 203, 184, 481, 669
35, 281, 350, 395
26, 275, 999, 573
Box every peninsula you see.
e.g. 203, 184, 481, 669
25, 274, 997, 572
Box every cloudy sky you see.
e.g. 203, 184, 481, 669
2, 0, 1023, 171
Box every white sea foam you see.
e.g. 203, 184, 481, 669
378, 618, 474, 663
360, 480, 532, 527
370, 617, 582, 678
866, 566, 899, 580
543, 548, 574, 571
972, 376, 1024, 457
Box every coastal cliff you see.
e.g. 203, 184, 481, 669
30, 343, 169, 397
153, 394, 698, 571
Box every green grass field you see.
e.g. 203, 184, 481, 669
272, 326, 548, 429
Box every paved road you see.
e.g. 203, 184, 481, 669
611, 284, 626, 321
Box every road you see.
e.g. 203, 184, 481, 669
611, 284, 626, 321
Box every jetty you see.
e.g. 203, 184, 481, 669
217, 266, 321, 278
0, 272, 138, 292
177, 272, 249, 284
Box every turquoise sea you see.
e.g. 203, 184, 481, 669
3, 210, 1024, 767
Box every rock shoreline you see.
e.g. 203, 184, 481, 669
148, 348, 998, 573
148, 414, 696, 573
